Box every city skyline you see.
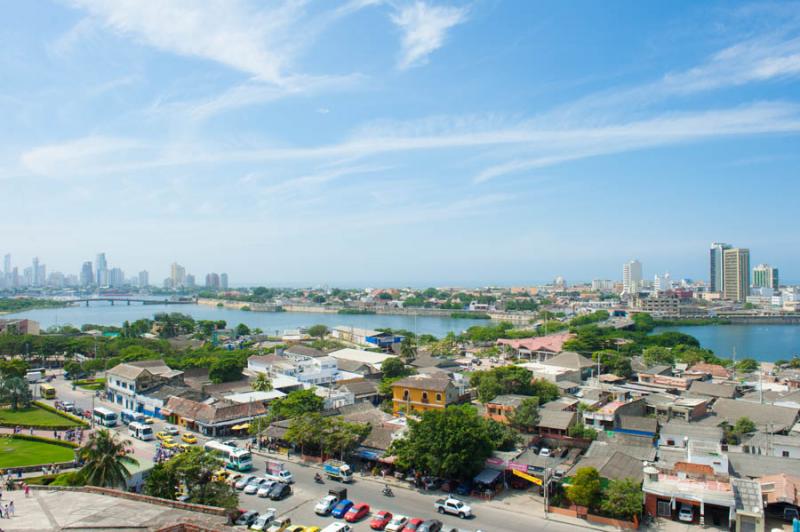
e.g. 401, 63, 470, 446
1, 2, 799, 284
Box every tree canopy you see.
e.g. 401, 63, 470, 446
566, 467, 601, 509
600, 478, 643, 519
268, 388, 324, 421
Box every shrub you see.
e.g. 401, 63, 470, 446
11, 433, 79, 449
32, 401, 89, 427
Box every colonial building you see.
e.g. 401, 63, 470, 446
391, 373, 460, 415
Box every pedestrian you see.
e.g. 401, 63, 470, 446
28, 427, 33, 436
4, 504, 9, 519
8, 501, 12, 517
23, 485, 29, 498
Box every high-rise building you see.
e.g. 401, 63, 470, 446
170, 262, 186, 288
723, 248, 750, 302
32, 257, 41, 287
108, 267, 125, 288
622, 260, 642, 294
185, 274, 196, 288
654, 272, 671, 293
80, 261, 94, 286
205, 272, 220, 288
753, 264, 779, 290
3, 254, 10, 277
138, 270, 149, 288
96, 253, 108, 286
220, 273, 229, 290
709, 242, 731, 293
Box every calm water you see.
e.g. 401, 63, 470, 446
3, 303, 490, 338
655, 324, 800, 362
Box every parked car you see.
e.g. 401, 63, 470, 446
385, 515, 409, 532
268, 482, 292, 500
266, 518, 292, 532
370, 510, 393, 530
303, 528, 321, 532
235, 511, 260, 526
454, 482, 472, 496
320, 524, 351, 532
257, 480, 278, 497
315, 495, 338, 516
539, 448, 551, 457
165, 426, 180, 436
235, 475, 258, 490
678, 505, 693, 522
331, 499, 354, 519
227, 473, 243, 487
243, 477, 269, 495
421, 477, 443, 490
344, 503, 370, 522
417, 520, 443, 532
401, 518, 424, 532
250, 509, 277, 531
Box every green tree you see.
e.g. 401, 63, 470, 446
389, 405, 494, 480
0, 376, 33, 410
285, 412, 326, 455
145, 448, 237, 509
735, 358, 759, 373
0, 359, 29, 379
308, 325, 329, 339
235, 323, 251, 337
592, 350, 632, 378
530, 379, 560, 404
642, 346, 674, 367
601, 478, 643, 519
381, 357, 413, 379
268, 388, 324, 421
508, 397, 540, 433
144, 462, 178, 499
568, 422, 598, 440
208, 357, 243, 384
484, 419, 520, 451
79, 429, 138, 488
566, 467, 601, 509
250, 372, 273, 392
733, 417, 756, 435
399, 337, 416, 362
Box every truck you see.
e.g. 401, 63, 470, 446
435, 497, 473, 519
264, 460, 294, 484
323, 460, 353, 483
25, 369, 44, 383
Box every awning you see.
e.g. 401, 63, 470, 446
355, 447, 384, 460
378, 455, 397, 465
473, 468, 503, 485
231, 423, 250, 431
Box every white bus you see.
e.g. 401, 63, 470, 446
129, 421, 154, 441
203, 440, 253, 472
92, 406, 118, 427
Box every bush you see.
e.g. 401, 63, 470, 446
31, 401, 89, 428
11, 433, 79, 449
49, 471, 84, 486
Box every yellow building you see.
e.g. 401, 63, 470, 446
391, 373, 459, 415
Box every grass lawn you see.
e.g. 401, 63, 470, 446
0, 406, 82, 428
0, 437, 74, 468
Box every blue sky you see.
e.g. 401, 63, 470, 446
1, 0, 799, 286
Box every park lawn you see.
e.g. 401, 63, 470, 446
0, 437, 74, 468
0, 406, 82, 428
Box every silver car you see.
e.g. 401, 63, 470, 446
257, 480, 278, 497
243, 477, 268, 495
235, 474, 258, 490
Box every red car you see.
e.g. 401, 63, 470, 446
370, 510, 393, 530
345, 502, 371, 523
402, 518, 424, 532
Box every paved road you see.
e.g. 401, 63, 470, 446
44, 375, 578, 532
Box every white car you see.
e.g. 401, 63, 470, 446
385, 515, 409, 532
165, 426, 180, 436
314, 495, 338, 515
257, 480, 278, 497
321, 524, 351, 532
678, 505, 693, 522
235, 474, 258, 490
249, 509, 277, 531
243, 477, 269, 495
539, 448, 551, 457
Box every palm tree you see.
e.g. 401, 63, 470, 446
0, 376, 32, 410
79, 429, 138, 488
251, 373, 273, 392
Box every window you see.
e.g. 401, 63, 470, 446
657, 500, 671, 517
783, 450, 790, 458
403, 390, 409, 401
436, 393, 442, 402
422, 392, 429, 403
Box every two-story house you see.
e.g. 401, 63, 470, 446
391, 373, 460, 415
106, 360, 184, 414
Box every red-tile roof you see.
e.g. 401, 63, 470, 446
496, 332, 574, 352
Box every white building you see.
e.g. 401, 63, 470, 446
622, 260, 642, 294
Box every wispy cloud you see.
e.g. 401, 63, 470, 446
20, 135, 142, 177
391, 1, 468, 69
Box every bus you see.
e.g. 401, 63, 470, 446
129, 421, 154, 441
203, 440, 253, 472
92, 407, 118, 427
40, 384, 56, 399
120, 410, 146, 425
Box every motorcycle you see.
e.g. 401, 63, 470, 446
382, 485, 394, 497
314, 473, 324, 484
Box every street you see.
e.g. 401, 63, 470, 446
45, 374, 579, 532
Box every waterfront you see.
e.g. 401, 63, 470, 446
655, 324, 800, 362
4, 303, 491, 338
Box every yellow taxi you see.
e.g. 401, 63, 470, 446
143, 417, 156, 424
155, 431, 171, 441
302, 527, 321, 532
162, 439, 179, 449
212, 469, 230, 483
181, 433, 197, 444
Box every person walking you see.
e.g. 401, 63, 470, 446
23, 485, 29, 498
8, 501, 13, 517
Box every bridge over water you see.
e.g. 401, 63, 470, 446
65, 298, 196, 307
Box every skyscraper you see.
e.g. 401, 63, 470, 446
205, 272, 220, 288
622, 260, 642, 294
220, 273, 229, 290
138, 270, 149, 288
723, 248, 750, 302
753, 264, 779, 290
32, 257, 41, 287
3, 254, 10, 277
96, 253, 108, 286
80, 261, 94, 286
170, 263, 186, 288
108, 268, 125, 288
709, 242, 731, 293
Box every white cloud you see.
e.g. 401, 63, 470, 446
20, 135, 141, 177
391, 1, 468, 69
